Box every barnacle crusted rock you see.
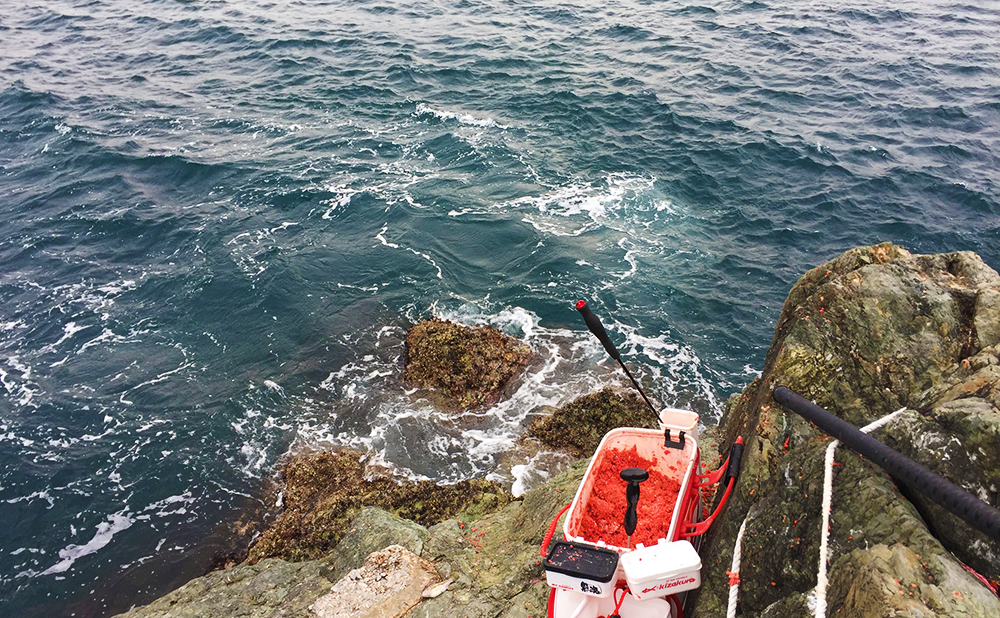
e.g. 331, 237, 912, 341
404, 317, 532, 409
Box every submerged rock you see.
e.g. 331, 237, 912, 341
691, 243, 1000, 617
404, 317, 532, 409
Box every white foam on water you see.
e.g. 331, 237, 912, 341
500, 173, 665, 222
225, 224, 301, 279
142, 491, 195, 518
321, 182, 363, 219
0, 319, 25, 332
415, 103, 508, 129
1, 357, 41, 408
508, 449, 576, 498
613, 321, 724, 420
41, 512, 133, 576
493, 174, 681, 292
38, 321, 88, 355
375, 224, 443, 279
290, 303, 645, 484
5, 490, 55, 509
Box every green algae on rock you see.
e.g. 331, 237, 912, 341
404, 317, 532, 409
528, 387, 659, 455
246, 449, 510, 564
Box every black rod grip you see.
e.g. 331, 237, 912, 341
773, 385, 1000, 542
576, 300, 620, 361
721, 438, 744, 489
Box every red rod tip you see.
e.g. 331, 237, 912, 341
575, 299, 587, 309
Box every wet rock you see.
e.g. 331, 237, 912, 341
246, 448, 509, 564
404, 317, 532, 409
691, 244, 1000, 617
828, 542, 1000, 617
528, 386, 658, 455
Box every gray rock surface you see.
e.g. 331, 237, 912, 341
310, 545, 440, 618
691, 244, 1000, 617
111, 557, 336, 618
322, 507, 431, 583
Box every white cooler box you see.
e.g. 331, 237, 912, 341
619, 540, 702, 601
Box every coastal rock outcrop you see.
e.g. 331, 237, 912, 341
404, 317, 532, 409
112, 463, 587, 618
310, 545, 441, 618
114, 244, 1000, 618
691, 243, 1000, 617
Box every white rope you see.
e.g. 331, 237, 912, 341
815, 439, 838, 617
860, 407, 907, 434
814, 406, 907, 617
726, 518, 748, 618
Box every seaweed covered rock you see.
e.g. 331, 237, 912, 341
404, 317, 532, 409
528, 387, 659, 455
246, 449, 510, 564
111, 459, 588, 618
691, 244, 1000, 617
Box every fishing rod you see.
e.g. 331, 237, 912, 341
575, 300, 658, 416
773, 385, 1000, 542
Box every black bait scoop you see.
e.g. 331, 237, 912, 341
620, 467, 648, 549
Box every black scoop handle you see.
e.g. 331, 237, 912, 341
621, 468, 648, 537
576, 300, 620, 361
773, 385, 1000, 542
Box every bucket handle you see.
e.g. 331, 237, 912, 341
540, 503, 573, 558
681, 437, 744, 538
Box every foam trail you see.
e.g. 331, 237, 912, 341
41, 513, 133, 575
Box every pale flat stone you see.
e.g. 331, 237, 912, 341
310, 545, 441, 618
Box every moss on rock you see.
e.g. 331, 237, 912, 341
404, 317, 533, 409
246, 449, 510, 564
528, 387, 658, 455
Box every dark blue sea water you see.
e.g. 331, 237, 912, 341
1, 0, 998, 615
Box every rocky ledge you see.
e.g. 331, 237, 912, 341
114, 244, 1000, 618
691, 243, 1000, 617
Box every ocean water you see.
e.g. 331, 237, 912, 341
0, 0, 998, 615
